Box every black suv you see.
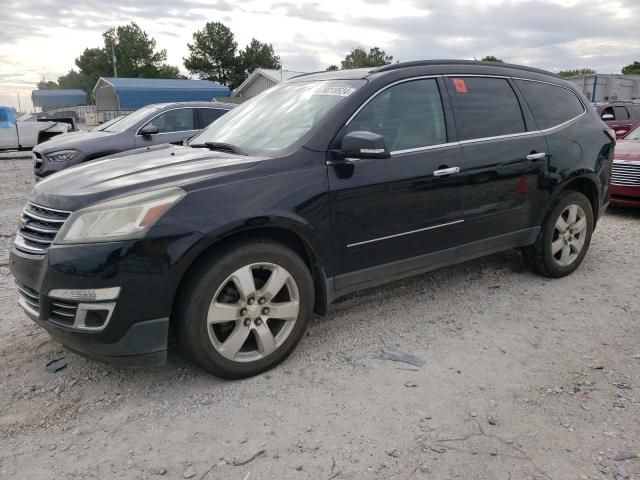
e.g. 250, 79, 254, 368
10, 60, 615, 379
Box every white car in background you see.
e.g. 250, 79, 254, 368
0, 106, 71, 150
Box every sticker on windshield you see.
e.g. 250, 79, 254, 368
314, 86, 356, 97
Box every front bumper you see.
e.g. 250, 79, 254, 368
8, 236, 193, 366
610, 184, 640, 208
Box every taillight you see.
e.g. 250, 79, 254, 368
604, 128, 616, 143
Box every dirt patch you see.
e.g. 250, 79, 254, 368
1, 158, 639, 479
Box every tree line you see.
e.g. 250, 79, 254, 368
37, 22, 640, 95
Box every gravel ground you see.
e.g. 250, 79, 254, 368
1, 158, 639, 480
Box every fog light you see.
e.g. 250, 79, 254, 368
48, 287, 120, 302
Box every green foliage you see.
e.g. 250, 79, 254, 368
56, 70, 87, 90
238, 39, 281, 77
104, 23, 173, 78
340, 47, 393, 69
557, 68, 596, 78
480, 56, 504, 63
184, 22, 280, 89
35, 22, 181, 95
622, 61, 640, 75
326, 65, 339, 71
36, 80, 59, 90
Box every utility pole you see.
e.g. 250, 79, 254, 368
17, 92, 21, 112
111, 36, 118, 78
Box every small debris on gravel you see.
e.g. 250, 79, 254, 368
374, 347, 425, 367
614, 383, 632, 390
182, 466, 196, 478
429, 444, 447, 454
614, 451, 638, 461
232, 449, 267, 466
488, 416, 498, 425
615, 464, 630, 480
404, 381, 417, 388
386, 449, 401, 458
149, 467, 167, 476
44, 357, 67, 373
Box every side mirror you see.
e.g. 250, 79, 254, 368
601, 114, 614, 120
139, 124, 159, 136
334, 131, 390, 162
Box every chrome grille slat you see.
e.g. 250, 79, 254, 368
16, 283, 40, 314
18, 230, 54, 244
611, 161, 640, 186
14, 202, 71, 255
51, 308, 75, 318
51, 301, 76, 310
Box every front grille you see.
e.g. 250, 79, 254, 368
50, 299, 78, 326
16, 283, 40, 314
611, 160, 640, 186
14, 202, 71, 255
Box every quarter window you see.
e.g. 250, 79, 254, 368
614, 106, 630, 120
514, 80, 585, 130
347, 79, 447, 152
143, 108, 195, 134
449, 77, 525, 140
199, 108, 227, 128
628, 105, 640, 118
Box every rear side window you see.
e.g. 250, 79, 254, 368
199, 108, 227, 128
144, 108, 195, 133
347, 78, 447, 152
449, 77, 525, 140
614, 106, 630, 120
514, 80, 585, 129
629, 105, 640, 118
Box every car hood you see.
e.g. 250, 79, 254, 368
614, 140, 640, 160
32, 144, 265, 211
35, 130, 118, 153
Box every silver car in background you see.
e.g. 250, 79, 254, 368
32, 101, 236, 179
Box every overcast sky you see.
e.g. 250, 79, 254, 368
0, 0, 638, 110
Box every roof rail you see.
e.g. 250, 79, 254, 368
372, 59, 560, 78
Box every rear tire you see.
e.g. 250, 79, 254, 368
523, 191, 593, 277
176, 240, 314, 379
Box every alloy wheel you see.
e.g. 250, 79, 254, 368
206, 263, 300, 363
551, 204, 587, 267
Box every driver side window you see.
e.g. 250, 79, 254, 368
348, 79, 447, 152
143, 108, 195, 134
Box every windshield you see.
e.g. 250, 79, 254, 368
94, 116, 124, 132
625, 124, 640, 140
190, 79, 366, 156
104, 107, 158, 133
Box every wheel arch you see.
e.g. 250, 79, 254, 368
170, 224, 330, 334
545, 173, 601, 226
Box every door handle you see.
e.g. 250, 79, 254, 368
433, 166, 460, 176
526, 152, 546, 161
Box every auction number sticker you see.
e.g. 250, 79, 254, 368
315, 86, 356, 97
452, 78, 468, 93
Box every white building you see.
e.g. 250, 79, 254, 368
231, 69, 306, 100
567, 74, 640, 102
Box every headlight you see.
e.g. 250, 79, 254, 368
55, 187, 186, 244
46, 149, 80, 162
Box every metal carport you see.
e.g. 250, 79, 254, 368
93, 77, 231, 111
31, 90, 87, 111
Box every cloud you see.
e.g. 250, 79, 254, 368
1, 0, 639, 110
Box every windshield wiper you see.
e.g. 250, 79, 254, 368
190, 141, 247, 156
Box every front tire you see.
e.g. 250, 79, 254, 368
523, 190, 593, 277
176, 241, 314, 379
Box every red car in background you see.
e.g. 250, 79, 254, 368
610, 124, 640, 207
595, 101, 640, 139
